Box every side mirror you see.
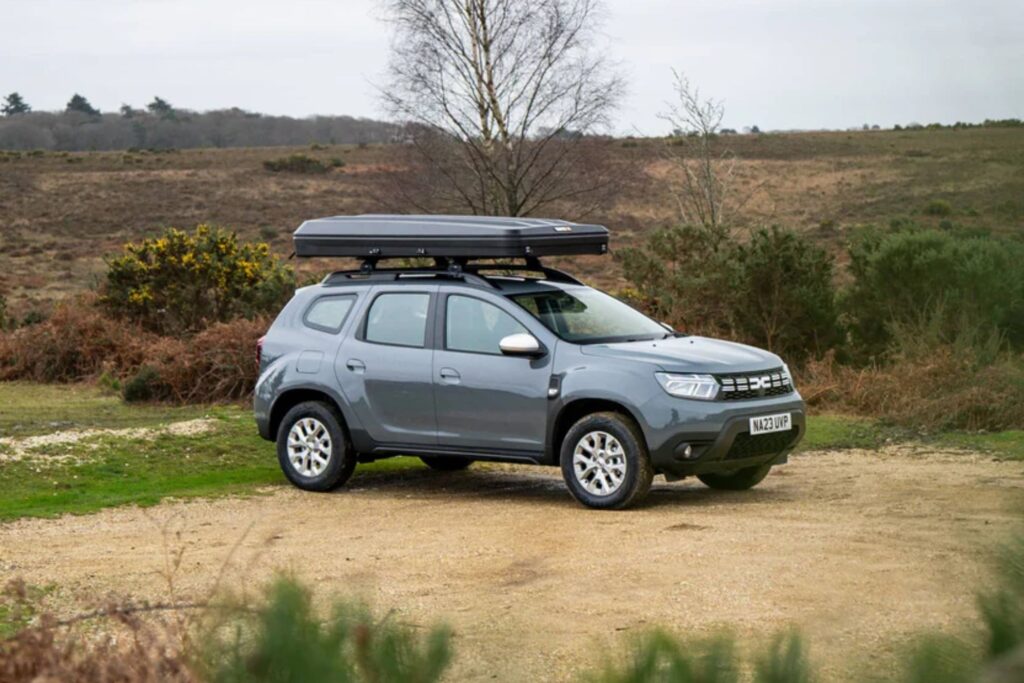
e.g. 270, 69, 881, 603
499, 333, 543, 357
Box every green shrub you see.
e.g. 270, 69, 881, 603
618, 225, 840, 359
585, 631, 811, 683
899, 635, 977, 683
0, 294, 8, 331
201, 577, 451, 683
122, 365, 161, 403
262, 154, 330, 174
96, 371, 121, 395
616, 224, 738, 338
923, 199, 953, 216
844, 226, 1024, 359
101, 225, 293, 336
753, 633, 813, 683
732, 227, 841, 358
20, 309, 46, 327
979, 535, 1024, 659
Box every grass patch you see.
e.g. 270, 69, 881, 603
0, 410, 280, 521
799, 413, 906, 451
801, 413, 1024, 461
932, 430, 1024, 461
0, 382, 206, 437
0, 382, 423, 522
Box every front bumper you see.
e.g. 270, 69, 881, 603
642, 395, 806, 477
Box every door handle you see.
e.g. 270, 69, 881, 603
346, 359, 366, 373
439, 367, 461, 384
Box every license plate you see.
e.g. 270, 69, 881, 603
749, 413, 791, 435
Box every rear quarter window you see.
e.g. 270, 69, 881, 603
303, 295, 356, 333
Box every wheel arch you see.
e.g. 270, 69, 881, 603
268, 387, 354, 443
548, 397, 646, 463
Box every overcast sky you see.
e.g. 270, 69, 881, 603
3, 0, 1021, 133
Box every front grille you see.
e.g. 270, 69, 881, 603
717, 368, 794, 401
725, 429, 799, 460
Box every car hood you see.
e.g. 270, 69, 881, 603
578, 336, 783, 373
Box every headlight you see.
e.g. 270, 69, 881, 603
782, 364, 794, 386
655, 373, 720, 400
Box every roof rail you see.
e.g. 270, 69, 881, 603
320, 256, 582, 288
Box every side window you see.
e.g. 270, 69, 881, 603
304, 295, 356, 333
365, 293, 431, 347
446, 295, 528, 354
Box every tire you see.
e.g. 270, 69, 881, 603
560, 411, 654, 510
276, 401, 356, 492
420, 456, 472, 471
697, 462, 772, 491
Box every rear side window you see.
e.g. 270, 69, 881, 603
446, 295, 528, 354
304, 295, 356, 333
365, 293, 430, 347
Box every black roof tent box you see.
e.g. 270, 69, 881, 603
292, 214, 608, 259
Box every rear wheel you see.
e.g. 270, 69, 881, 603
697, 462, 772, 491
420, 456, 472, 471
560, 412, 653, 510
276, 401, 355, 492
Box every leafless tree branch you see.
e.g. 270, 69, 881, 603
380, 0, 624, 216
657, 70, 742, 236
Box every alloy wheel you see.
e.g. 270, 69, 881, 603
572, 430, 627, 496
287, 417, 333, 477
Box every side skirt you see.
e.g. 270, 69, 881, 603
364, 443, 547, 466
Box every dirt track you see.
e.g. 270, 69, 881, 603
2, 448, 1023, 680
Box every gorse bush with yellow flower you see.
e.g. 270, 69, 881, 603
102, 225, 294, 336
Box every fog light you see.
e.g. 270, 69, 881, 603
674, 442, 696, 460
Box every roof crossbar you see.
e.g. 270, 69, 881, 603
320, 255, 582, 288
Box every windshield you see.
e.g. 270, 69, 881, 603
510, 287, 670, 344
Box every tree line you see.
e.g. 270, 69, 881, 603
0, 92, 398, 151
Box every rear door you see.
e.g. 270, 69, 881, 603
433, 289, 553, 453
337, 285, 439, 446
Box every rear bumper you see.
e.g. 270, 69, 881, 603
254, 392, 273, 441
644, 397, 806, 477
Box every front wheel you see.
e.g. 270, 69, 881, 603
697, 462, 772, 491
276, 401, 356, 492
560, 412, 653, 510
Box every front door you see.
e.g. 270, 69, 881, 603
338, 285, 438, 446
433, 292, 552, 453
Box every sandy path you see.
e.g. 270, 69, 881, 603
1, 448, 1022, 680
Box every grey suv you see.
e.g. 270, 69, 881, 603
255, 215, 805, 509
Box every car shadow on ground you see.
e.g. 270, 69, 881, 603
342, 465, 794, 510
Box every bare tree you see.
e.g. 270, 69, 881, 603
380, 0, 624, 217
658, 70, 737, 235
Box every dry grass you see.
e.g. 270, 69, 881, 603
1, 128, 1021, 310
0, 294, 155, 382
0, 587, 196, 683
799, 349, 1024, 432
0, 297, 266, 403
146, 317, 268, 403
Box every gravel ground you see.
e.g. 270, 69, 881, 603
1, 447, 1022, 681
